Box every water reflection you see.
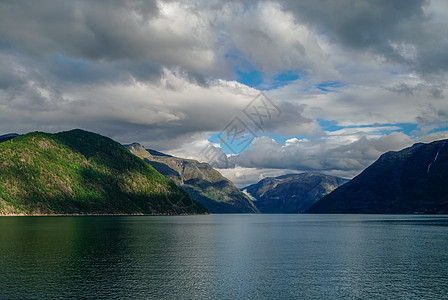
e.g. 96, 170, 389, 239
1, 215, 448, 299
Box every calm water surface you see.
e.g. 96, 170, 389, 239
1, 214, 448, 299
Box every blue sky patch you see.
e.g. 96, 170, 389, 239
236, 68, 264, 88
229, 52, 301, 90
209, 131, 308, 154
395, 123, 419, 135
318, 119, 344, 132
429, 124, 448, 135
318, 119, 419, 136
316, 81, 345, 92
236, 67, 301, 90
270, 71, 300, 89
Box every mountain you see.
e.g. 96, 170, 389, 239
125, 143, 259, 213
243, 173, 348, 213
0, 133, 19, 143
307, 139, 448, 214
0, 129, 207, 215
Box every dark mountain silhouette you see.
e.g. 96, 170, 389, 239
307, 139, 448, 214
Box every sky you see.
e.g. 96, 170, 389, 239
1, 0, 448, 187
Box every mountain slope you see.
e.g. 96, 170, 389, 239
0, 133, 19, 143
125, 143, 259, 213
0, 129, 207, 215
307, 139, 448, 214
243, 173, 348, 213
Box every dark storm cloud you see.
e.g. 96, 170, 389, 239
283, 0, 426, 48
280, 0, 448, 74
0, 0, 217, 83
1, 0, 447, 79
0, 0, 159, 59
1, 0, 446, 83
416, 104, 448, 125
384, 82, 445, 99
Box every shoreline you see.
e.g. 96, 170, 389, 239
0, 212, 212, 217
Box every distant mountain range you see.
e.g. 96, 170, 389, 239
0, 130, 206, 215
125, 143, 258, 213
307, 139, 448, 214
243, 173, 348, 213
2, 129, 448, 215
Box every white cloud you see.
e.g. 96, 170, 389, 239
228, 132, 415, 178
1, 0, 448, 188
217, 166, 301, 188
274, 72, 448, 128
217, 1, 336, 77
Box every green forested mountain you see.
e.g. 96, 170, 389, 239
0, 129, 207, 215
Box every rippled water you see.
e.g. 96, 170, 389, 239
1, 214, 448, 299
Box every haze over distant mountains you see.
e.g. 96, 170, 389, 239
307, 139, 448, 214
125, 143, 258, 213
243, 173, 348, 213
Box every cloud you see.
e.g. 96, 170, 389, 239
225, 131, 414, 178
1, 0, 448, 187
0, 0, 222, 81
0, 0, 339, 83
281, 0, 448, 76
2, 0, 448, 82
216, 1, 336, 77
221, 127, 448, 181
276, 73, 448, 128
0, 63, 314, 151
217, 166, 301, 188
197, 127, 448, 187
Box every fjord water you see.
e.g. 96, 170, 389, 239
1, 215, 448, 299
